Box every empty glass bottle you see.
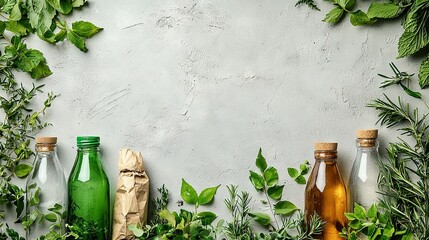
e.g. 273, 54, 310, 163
68, 136, 110, 240
349, 129, 381, 210
305, 143, 347, 240
26, 137, 67, 239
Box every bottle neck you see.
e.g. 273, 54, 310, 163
36, 144, 57, 155
356, 138, 379, 148
77, 146, 100, 152
314, 150, 337, 161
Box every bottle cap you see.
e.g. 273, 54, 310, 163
357, 129, 378, 139
314, 142, 337, 151
36, 137, 57, 144
77, 136, 100, 147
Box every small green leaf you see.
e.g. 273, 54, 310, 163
71, 21, 103, 38
256, 148, 267, 172
295, 175, 306, 184
337, 0, 355, 11
54, 30, 67, 42
367, 2, 401, 19
45, 0, 72, 14
198, 185, 220, 205
344, 212, 357, 221
350, 10, 375, 26
128, 225, 144, 237
159, 209, 176, 227
267, 185, 284, 200
249, 170, 264, 191
44, 213, 57, 222
5, 20, 28, 35
14, 164, 32, 178
419, 57, 429, 89
274, 200, 298, 216
354, 203, 367, 219
248, 212, 271, 226
196, 211, 217, 225
9, 1, 21, 21
287, 168, 299, 179
399, 83, 422, 98
180, 178, 198, 205
264, 167, 278, 187
323, 6, 345, 24
299, 161, 310, 175
28, 183, 37, 189
67, 30, 87, 52
30, 63, 52, 79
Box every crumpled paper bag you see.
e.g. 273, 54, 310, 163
112, 148, 149, 240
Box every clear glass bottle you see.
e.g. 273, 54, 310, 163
26, 137, 67, 239
349, 129, 381, 210
305, 143, 347, 240
68, 136, 110, 240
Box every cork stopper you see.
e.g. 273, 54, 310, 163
357, 129, 378, 139
314, 142, 338, 151
36, 137, 57, 152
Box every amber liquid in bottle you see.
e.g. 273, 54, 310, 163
305, 145, 347, 240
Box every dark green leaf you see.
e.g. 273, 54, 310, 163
67, 30, 87, 52
249, 170, 264, 191
299, 161, 310, 175
323, 6, 345, 23
248, 212, 271, 226
267, 185, 284, 200
399, 83, 422, 98
367, 2, 401, 19
15, 196, 24, 218
419, 57, 429, 88
45, 0, 72, 14
295, 175, 306, 184
256, 148, 267, 172
287, 168, 299, 179
264, 166, 278, 187
350, 10, 376, 26
54, 29, 67, 42
196, 211, 217, 225
14, 164, 32, 178
30, 63, 52, 79
180, 178, 198, 205
337, 0, 355, 11
198, 185, 220, 205
274, 200, 298, 216
71, 21, 103, 38
44, 213, 57, 222
16, 49, 45, 72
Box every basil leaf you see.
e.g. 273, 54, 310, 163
198, 185, 220, 205
196, 211, 217, 225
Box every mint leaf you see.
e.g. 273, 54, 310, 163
30, 63, 52, 79
337, 0, 355, 11
16, 49, 45, 72
419, 56, 429, 88
5, 20, 28, 35
350, 10, 375, 26
26, 0, 55, 35
323, 6, 344, 24
71, 21, 103, 38
367, 2, 401, 19
45, 0, 72, 14
9, 0, 21, 21
67, 30, 87, 52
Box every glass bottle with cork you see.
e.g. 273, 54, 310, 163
349, 129, 381, 209
305, 142, 347, 240
26, 137, 67, 239
68, 136, 110, 240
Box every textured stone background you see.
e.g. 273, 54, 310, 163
27, 0, 424, 219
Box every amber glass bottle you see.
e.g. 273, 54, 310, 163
305, 143, 347, 240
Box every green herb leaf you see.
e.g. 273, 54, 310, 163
67, 30, 87, 52
323, 6, 345, 23
267, 185, 284, 200
180, 178, 198, 205
249, 170, 264, 191
264, 166, 278, 187
350, 10, 375, 26
16, 49, 45, 72
9, 0, 21, 21
367, 204, 377, 220
255, 148, 267, 172
196, 211, 217, 225
274, 200, 298, 216
419, 57, 429, 88
367, 2, 401, 19
248, 212, 271, 226
287, 168, 299, 179
71, 21, 103, 38
159, 209, 176, 227
198, 185, 220, 205
72, 0, 86, 7
14, 164, 32, 177
5, 20, 28, 35
45, 0, 72, 14
30, 63, 52, 79
128, 225, 144, 237
337, 0, 355, 11
399, 83, 422, 98
44, 213, 57, 222
354, 203, 367, 219
295, 175, 306, 184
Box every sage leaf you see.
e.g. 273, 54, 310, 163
274, 200, 298, 216
367, 2, 401, 19
198, 185, 220, 205
14, 164, 32, 178
67, 30, 87, 52
44, 213, 57, 222
323, 6, 344, 24
45, 0, 72, 14
196, 211, 217, 225
248, 212, 271, 226
267, 185, 284, 200
287, 168, 299, 179
249, 170, 264, 191
350, 10, 375, 26
264, 167, 278, 187
71, 21, 103, 38
255, 148, 267, 172
180, 178, 198, 205
419, 57, 429, 88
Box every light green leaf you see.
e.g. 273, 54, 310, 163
14, 164, 32, 178
264, 167, 278, 187
287, 168, 299, 179
159, 209, 176, 227
323, 6, 344, 24
16, 49, 45, 72
354, 203, 367, 219
267, 185, 284, 200
54, 29, 67, 42
9, 0, 21, 21
180, 178, 198, 205
45, 0, 72, 14
274, 200, 298, 216
71, 21, 103, 38
67, 30, 87, 52
350, 10, 376, 26
128, 225, 144, 237
26, 0, 55, 34
299, 161, 310, 175
256, 148, 267, 172
44, 213, 57, 222
249, 170, 264, 191
198, 185, 220, 205
5, 20, 28, 35
367, 2, 401, 19
295, 175, 306, 184
72, 0, 86, 7
419, 57, 429, 88
248, 212, 271, 226
337, 0, 355, 11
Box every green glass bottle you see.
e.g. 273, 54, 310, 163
68, 136, 110, 239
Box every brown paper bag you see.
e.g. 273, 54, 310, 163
112, 148, 150, 240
